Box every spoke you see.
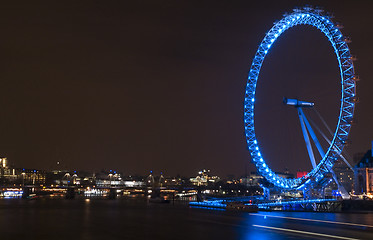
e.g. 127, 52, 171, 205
308, 117, 354, 170
299, 108, 325, 158
297, 108, 317, 169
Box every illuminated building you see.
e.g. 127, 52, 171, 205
333, 160, 354, 193
354, 149, 373, 194
297, 171, 308, 178
240, 172, 263, 187
0, 157, 17, 184
189, 169, 220, 186
0, 157, 8, 168
17, 169, 46, 185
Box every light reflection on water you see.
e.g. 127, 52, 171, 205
0, 199, 372, 240
254, 210, 373, 225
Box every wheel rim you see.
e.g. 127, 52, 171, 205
244, 7, 356, 189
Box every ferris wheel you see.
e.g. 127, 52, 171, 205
244, 6, 357, 192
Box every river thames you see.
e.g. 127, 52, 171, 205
0, 198, 372, 240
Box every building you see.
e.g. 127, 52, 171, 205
354, 150, 373, 195
0, 157, 17, 184
17, 169, 46, 186
189, 169, 220, 186
297, 171, 308, 178
240, 172, 263, 187
333, 160, 354, 193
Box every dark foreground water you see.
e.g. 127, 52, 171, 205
1, 198, 373, 240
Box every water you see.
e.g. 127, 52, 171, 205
0, 198, 372, 240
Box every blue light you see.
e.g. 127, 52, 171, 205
244, 7, 356, 190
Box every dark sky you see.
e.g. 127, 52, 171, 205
0, 0, 371, 177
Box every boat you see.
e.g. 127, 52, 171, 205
226, 202, 258, 212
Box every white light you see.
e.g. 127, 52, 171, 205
262, 163, 266, 168
264, 50, 267, 54
270, 39, 274, 42
257, 152, 261, 156
266, 168, 269, 172
267, 44, 271, 48
274, 34, 278, 37
260, 158, 263, 162
254, 140, 257, 144
251, 98, 255, 102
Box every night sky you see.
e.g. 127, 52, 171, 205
0, 0, 371, 177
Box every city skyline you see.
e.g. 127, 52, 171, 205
0, 1, 372, 177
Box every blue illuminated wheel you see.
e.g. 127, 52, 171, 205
244, 7, 357, 189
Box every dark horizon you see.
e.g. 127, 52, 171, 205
0, 0, 372, 177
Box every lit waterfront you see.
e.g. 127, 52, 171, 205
0, 198, 372, 240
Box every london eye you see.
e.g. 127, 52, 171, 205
244, 6, 357, 192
